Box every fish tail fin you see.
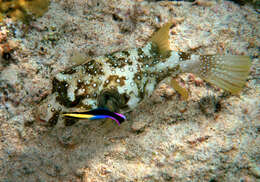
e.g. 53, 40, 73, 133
150, 19, 183, 56
180, 55, 251, 94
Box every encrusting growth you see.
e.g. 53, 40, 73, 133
0, 0, 50, 23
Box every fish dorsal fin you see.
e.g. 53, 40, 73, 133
150, 20, 181, 56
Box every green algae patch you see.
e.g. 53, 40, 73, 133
0, 0, 50, 23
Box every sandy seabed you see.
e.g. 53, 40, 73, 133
0, 0, 259, 181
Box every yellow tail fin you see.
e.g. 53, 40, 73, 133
198, 55, 251, 94
180, 55, 251, 94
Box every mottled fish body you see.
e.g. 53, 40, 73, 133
36, 21, 251, 126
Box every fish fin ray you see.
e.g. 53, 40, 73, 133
170, 78, 189, 100
150, 19, 183, 56
199, 55, 251, 94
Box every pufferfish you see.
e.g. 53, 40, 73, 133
36, 21, 251, 126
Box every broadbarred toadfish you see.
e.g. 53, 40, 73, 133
36, 21, 251, 126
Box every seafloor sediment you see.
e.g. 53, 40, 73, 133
0, 0, 259, 181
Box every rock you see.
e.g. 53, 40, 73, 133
249, 163, 260, 178
131, 121, 147, 133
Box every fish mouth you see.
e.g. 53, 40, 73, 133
97, 88, 130, 112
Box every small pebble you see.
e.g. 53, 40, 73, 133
249, 163, 260, 178
131, 121, 147, 133
74, 168, 85, 177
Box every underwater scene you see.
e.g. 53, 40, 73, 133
0, 0, 259, 181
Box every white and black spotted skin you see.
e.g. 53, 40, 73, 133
36, 22, 251, 126
37, 41, 186, 126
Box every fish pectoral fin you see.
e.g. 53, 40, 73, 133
170, 77, 189, 100
150, 18, 184, 56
